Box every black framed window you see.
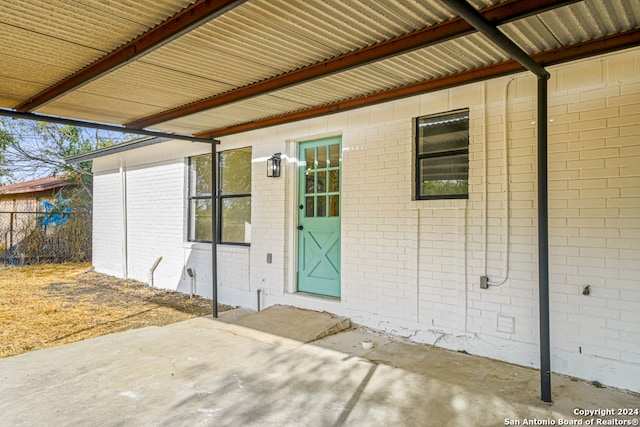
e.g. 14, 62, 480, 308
188, 147, 252, 244
218, 147, 251, 244
188, 154, 213, 242
415, 109, 469, 199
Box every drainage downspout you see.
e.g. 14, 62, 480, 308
441, 0, 552, 403
120, 159, 128, 279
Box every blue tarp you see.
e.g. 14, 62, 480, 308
40, 194, 72, 226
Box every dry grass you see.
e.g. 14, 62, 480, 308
0, 263, 229, 358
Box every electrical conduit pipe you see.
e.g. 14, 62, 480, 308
148, 256, 163, 287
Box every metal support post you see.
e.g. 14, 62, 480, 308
538, 76, 551, 402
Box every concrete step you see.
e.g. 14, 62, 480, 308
223, 305, 351, 343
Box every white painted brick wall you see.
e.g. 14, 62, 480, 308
124, 160, 185, 290
92, 170, 124, 278
91, 48, 640, 392
248, 142, 287, 306
341, 122, 419, 322
186, 244, 250, 305
92, 145, 252, 304
546, 70, 640, 372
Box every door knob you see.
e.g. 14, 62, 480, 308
297, 225, 304, 230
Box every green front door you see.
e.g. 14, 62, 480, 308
298, 137, 341, 297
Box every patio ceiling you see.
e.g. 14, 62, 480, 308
1, 0, 639, 139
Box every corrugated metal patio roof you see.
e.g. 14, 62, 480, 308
1, 0, 639, 139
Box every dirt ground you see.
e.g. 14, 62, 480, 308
0, 263, 230, 358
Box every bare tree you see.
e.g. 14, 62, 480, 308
0, 118, 134, 198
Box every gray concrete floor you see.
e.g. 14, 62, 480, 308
1, 306, 638, 427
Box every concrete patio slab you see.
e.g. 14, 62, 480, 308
0, 307, 637, 427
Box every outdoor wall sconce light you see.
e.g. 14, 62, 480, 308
267, 153, 281, 177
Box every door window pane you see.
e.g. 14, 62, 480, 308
305, 196, 314, 217
329, 144, 340, 167
316, 171, 327, 193
317, 196, 327, 217
329, 170, 340, 192
305, 148, 315, 170
299, 140, 341, 220
329, 195, 339, 217
306, 172, 314, 193
317, 146, 327, 168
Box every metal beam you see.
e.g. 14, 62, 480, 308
441, 0, 549, 79
442, 0, 552, 402
0, 109, 218, 144
14, 0, 248, 113
125, 0, 577, 129
194, 29, 640, 138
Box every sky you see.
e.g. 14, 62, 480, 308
0, 118, 138, 184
